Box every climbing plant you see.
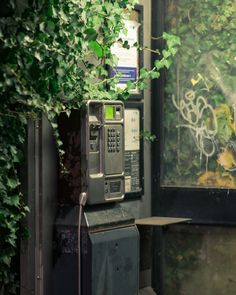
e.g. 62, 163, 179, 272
162, 0, 236, 188
0, 0, 180, 292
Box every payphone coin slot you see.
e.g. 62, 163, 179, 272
104, 179, 123, 195
110, 180, 121, 194
115, 106, 122, 120
104, 178, 124, 201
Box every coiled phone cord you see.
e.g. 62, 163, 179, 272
78, 192, 87, 295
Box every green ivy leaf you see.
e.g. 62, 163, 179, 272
162, 49, 171, 58
7, 235, 16, 247
4, 195, 20, 207
2, 256, 11, 267
126, 80, 136, 90
139, 81, 148, 90
104, 2, 113, 13
34, 52, 42, 62
150, 71, 160, 79
140, 68, 149, 79
89, 40, 103, 58
46, 20, 55, 34
163, 59, 172, 69
7, 178, 19, 190
84, 28, 98, 41
122, 40, 130, 49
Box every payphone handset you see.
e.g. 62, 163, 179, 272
81, 100, 125, 205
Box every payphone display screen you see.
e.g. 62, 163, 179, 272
105, 105, 115, 120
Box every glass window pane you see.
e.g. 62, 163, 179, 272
162, 0, 236, 188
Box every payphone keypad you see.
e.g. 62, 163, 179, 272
107, 128, 121, 153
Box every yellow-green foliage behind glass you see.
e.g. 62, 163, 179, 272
162, 0, 236, 188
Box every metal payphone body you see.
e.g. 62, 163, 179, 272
81, 100, 125, 204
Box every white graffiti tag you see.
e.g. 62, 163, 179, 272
172, 90, 218, 158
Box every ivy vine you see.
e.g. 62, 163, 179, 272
0, 0, 180, 292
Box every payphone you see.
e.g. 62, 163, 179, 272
81, 100, 125, 204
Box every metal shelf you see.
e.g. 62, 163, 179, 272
135, 216, 191, 226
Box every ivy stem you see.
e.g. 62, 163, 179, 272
94, 76, 118, 85
143, 47, 160, 55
